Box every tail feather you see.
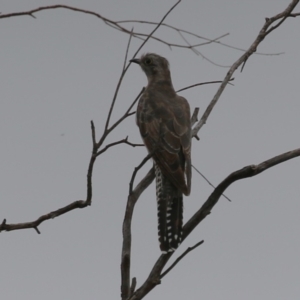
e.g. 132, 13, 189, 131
168, 193, 183, 251
155, 163, 183, 253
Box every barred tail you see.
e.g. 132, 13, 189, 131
155, 163, 183, 253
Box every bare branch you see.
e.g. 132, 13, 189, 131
192, 165, 232, 202
96, 137, 143, 157
160, 240, 204, 279
192, 0, 300, 137
0, 121, 101, 234
130, 147, 300, 300
104, 29, 134, 132
130, 0, 182, 59
121, 168, 155, 300
107, 88, 144, 136
129, 153, 154, 197
176, 78, 234, 93
86, 122, 98, 205
183, 147, 300, 239
123, 28, 134, 72
90, 120, 96, 147
130, 277, 137, 297
117, 20, 284, 56
190, 108, 199, 127
0, 4, 223, 56
0, 200, 89, 233
0, 1, 180, 238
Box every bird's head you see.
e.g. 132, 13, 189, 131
130, 53, 171, 83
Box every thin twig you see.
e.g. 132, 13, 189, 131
104, 28, 134, 132
130, 0, 182, 60
160, 240, 204, 279
108, 88, 144, 135
117, 20, 284, 56
129, 152, 154, 195
191, 108, 199, 127
96, 137, 143, 157
90, 120, 96, 146
130, 277, 137, 297
192, 165, 232, 202
123, 28, 134, 72
176, 78, 234, 93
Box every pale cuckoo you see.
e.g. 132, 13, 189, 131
130, 53, 191, 252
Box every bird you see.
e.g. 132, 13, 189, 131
130, 53, 191, 253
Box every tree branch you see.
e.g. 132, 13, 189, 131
116, 20, 285, 56
176, 78, 234, 93
104, 28, 134, 131
192, 164, 232, 202
192, 0, 300, 138
160, 240, 204, 279
96, 137, 143, 157
183, 147, 300, 239
130, 147, 300, 300
0, 4, 228, 59
121, 168, 155, 300
0, 200, 89, 233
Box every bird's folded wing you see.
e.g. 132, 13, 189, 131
140, 96, 191, 195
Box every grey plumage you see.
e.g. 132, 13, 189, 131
131, 53, 191, 252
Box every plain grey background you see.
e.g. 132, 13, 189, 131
1, 1, 300, 299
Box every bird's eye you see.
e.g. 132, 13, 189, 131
144, 58, 152, 65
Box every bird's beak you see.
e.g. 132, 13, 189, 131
130, 58, 141, 65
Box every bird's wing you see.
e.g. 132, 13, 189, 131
137, 94, 191, 195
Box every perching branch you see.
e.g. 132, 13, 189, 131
129, 147, 300, 300
121, 168, 155, 300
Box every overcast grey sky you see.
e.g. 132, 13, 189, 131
1, 1, 300, 299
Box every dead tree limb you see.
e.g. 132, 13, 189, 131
130, 147, 300, 300
192, 0, 300, 137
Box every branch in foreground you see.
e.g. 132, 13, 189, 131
192, 0, 300, 137
183, 147, 300, 239
121, 168, 155, 300
130, 147, 300, 300
160, 240, 204, 279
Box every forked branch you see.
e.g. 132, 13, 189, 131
129, 147, 300, 300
